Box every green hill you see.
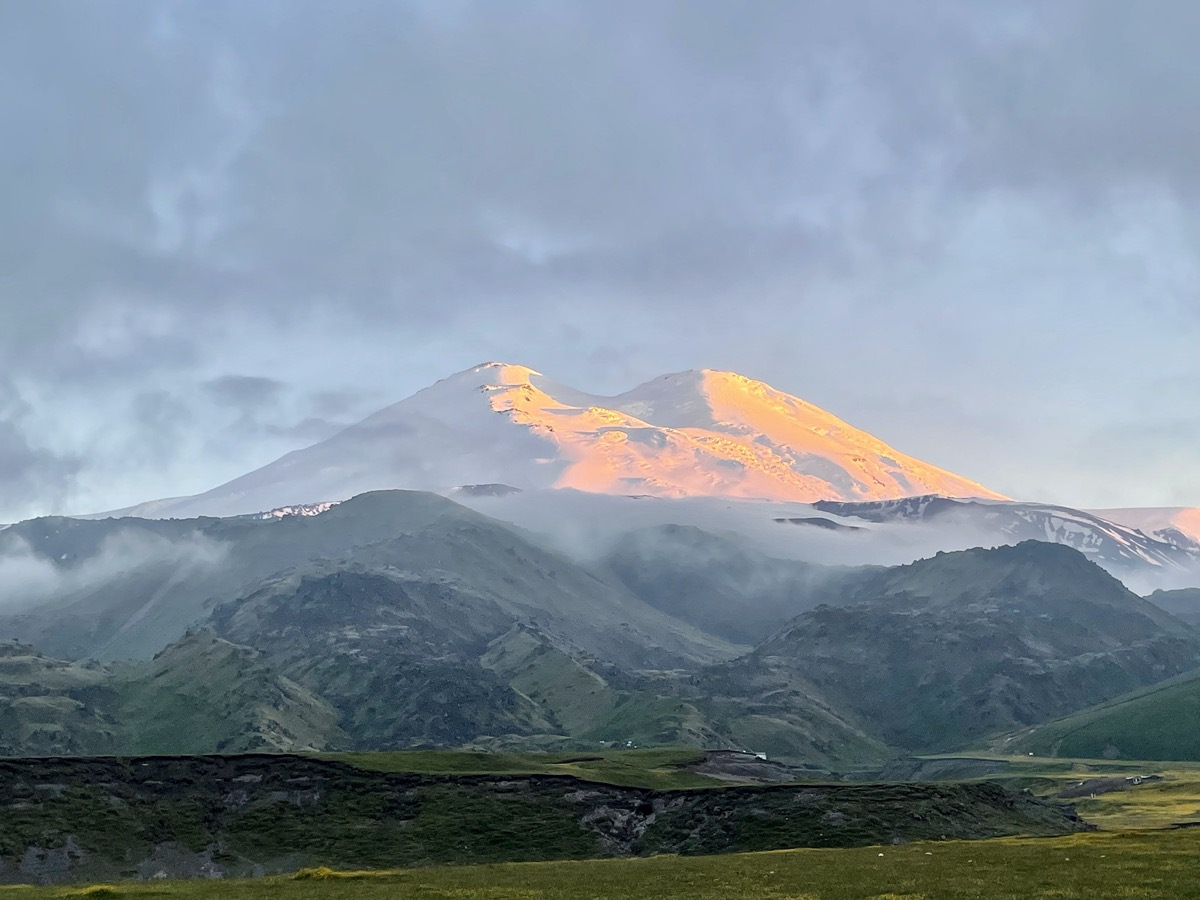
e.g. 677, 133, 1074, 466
724, 541, 1200, 753
998, 666, 1200, 760
114, 629, 345, 754
0, 640, 116, 755
0, 490, 733, 666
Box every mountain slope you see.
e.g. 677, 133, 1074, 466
1092, 507, 1200, 552
719, 541, 1200, 752
601, 524, 873, 644
0, 632, 344, 756
0, 640, 116, 756
998, 666, 1200, 760
110, 362, 1003, 519
114, 629, 345, 754
1146, 588, 1200, 627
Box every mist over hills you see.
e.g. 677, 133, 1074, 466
2, 486, 1198, 767
0, 490, 729, 666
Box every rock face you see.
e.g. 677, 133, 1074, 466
108, 362, 1004, 520
0, 754, 1088, 884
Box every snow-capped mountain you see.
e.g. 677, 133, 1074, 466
1088, 507, 1200, 553
108, 362, 1003, 519
813, 496, 1200, 578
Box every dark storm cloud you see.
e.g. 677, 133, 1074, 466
1, 0, 1198, 518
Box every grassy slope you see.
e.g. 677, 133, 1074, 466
998, 667, 1200, 761
0, 642, 115, 755
480, 626, 617, 734
742, 541, 1200, 757
114, 630, 345, 754
9, 830, 1200, 899
327, 747, 717, 789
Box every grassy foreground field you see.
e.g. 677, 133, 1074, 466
5, 829, 1197, 899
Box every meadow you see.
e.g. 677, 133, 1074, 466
5, 829, 1198, 899
5, 749, 1200, 897
925, 753, 1200, 831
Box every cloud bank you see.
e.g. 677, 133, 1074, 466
2, 0, 1198, 520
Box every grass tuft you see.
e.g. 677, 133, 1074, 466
291, 867, 370, 881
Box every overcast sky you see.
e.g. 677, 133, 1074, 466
2, 0, 1198, 521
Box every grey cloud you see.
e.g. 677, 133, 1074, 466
0, 381, 82, 517
0, 421, 82, 518
1, 1, 1199, 518
307, 389, 373, 422
951, 1, 1200, 199
0, 529, 228, 611
203, 375, 285, 411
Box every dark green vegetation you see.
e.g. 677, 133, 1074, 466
0, 752, 1085, 885
3, 491, 1200, 769
1000, 666, 1200, 760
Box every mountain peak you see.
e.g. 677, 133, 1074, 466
458, 361, 544, 385
109, 365, 1005, 518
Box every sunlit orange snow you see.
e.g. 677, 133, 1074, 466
479, 364, 1004, 502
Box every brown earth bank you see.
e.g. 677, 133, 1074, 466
0, 753, 1089, 885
